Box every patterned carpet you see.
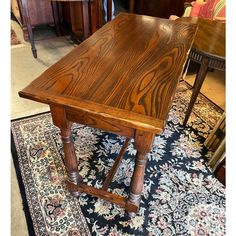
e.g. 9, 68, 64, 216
11, 82, 225, 236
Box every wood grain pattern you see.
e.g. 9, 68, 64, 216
19, 13, 198, 215
66, 108, 135, 137
19, 13, 197, 133
177, 17, 225, 59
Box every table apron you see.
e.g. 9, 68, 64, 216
66, 108, 135, 138
189, 50, 225, 71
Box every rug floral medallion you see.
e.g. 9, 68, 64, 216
11, 82, 225, 236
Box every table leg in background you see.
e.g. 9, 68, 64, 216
183, 57, 209, 126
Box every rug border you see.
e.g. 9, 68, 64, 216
11, 132, 36, 236
11, 111, 51, 122
184, 80, 224, 112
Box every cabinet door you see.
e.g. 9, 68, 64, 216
62, 0, 104, 36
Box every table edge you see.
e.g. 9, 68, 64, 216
19, 89, 165, 134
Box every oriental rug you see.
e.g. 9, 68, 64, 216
11, 81, 225, 236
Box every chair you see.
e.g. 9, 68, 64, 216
170, 0, 225, 21
205, 113, 225, 171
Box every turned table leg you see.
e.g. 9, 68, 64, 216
50, 105, 82, 197
127, 130, 155, 216
60, 128, 82, 187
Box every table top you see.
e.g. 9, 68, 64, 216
177, 17, 225, 60
19, 13, 197, 133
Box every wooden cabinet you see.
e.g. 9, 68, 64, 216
55, 0, 103, 38
11, 0, 103, 58
11, 0, 54, 40
134, 0, 185, 19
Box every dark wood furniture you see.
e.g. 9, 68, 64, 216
51, 0, 112, 41
106, 0, 135, 21
54, 0, 134, 37
176, 17, 225, 126
51, 0, 91, 40
11, 0, 55, 58
11, 0, 92, 58
205, 113, 225, 185
133, 0, 185, 19
19, 13, 197, 215
11, 0, 54, 41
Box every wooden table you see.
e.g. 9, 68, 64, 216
177, 17, 225, 126
19, 13, 197, 215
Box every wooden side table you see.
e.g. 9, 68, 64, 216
19, 13, 197, 215
177, 17, 225, 126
